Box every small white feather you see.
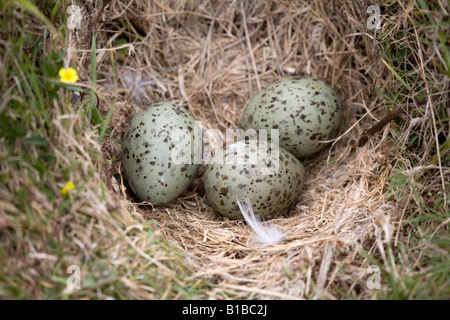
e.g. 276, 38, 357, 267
236, 197, 285, 247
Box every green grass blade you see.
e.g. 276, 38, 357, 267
381, 58, 411, 91
88, 34, 103, 125
98, 44, 120, 142
375, 88, 395, 103
98, 105, 114, 143
90, 34, 97, 119
438, 31, 450, 76
7, 0, 58, 36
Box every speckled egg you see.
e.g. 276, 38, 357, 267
204, 140, 305, 219
121, 102, 200, 204
239, 77, 343, 158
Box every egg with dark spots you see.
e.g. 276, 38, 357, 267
239, 77, 343, 158
204, 140, 305, 219
121, 102, 200, 204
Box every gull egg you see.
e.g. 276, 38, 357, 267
121, 102, 200, 204
239, 77, 343, 158
204, 140, 305, 219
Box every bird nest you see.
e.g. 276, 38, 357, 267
80, 0, 448, 299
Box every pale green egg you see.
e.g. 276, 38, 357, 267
239, 77, 343, 158
121, 102, 200, 204
204, 140, 305, 219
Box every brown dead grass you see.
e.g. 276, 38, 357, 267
70, 0, 448, 299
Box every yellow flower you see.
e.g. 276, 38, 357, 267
61, 181, 75, 196
59, 67, 78, 83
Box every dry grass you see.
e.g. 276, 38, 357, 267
0, 0, 448, 299
100, 0, 448, 299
